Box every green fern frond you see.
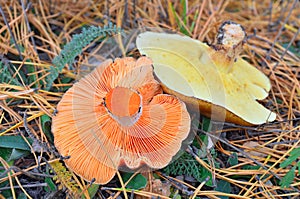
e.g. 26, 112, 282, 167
44, 23, 122, 90
50, 160, 80, 196
0, 61, 22, 86
163, 152, 213, 186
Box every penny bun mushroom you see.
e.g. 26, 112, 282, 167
52, 57, 191, 184
136, 21, 276, 126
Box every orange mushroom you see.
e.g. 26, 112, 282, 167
52, 57, 191, 184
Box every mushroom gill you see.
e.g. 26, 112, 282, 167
52, 57, 191, 184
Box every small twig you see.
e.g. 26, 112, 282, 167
230, 129, 300, 141
105, 0, 110, 23
22, 111, 60, 157
123, 0, 128, 26
212, 118, 300, 131
133, 0, 137, 26
253, 175, 272, 198
266, 140, 299, 147
0, 5, 23, 60
130, 189, 134, 199
0, 183, 48, 191
271, 27, 300, 72
155, 172, 194, 196
267, 0, 273, 32
20, 0, 38, 56
266, 0, 298, 60
191, 176, 210, 199
77, 178, 96, 197
277, 0, 291, 25
206, 148, 216, 187
0, 166, 53, 180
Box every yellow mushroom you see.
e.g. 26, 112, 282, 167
136, 21, 276, 126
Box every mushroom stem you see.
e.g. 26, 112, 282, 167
103, 87, 143, 126
210, 21, 246, 73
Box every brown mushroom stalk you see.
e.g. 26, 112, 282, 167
210, 21, 246, 74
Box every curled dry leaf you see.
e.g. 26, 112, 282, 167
136, 179, 171, 199
243, 141, 267, 157
52, 57, 191, 184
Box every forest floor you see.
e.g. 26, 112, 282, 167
0, 0, 299, 198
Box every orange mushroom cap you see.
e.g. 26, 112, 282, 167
52, 57, 191, 184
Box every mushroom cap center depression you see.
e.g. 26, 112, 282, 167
104, 87, 142, 126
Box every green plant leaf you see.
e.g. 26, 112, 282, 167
41, 114, 53, 143
290, 147, 300, 156
44, 177, 57, 192
282, 43, 300, 57
280, 148, 300, 168
26, 62, 37, 87
122, 173, 147, 190
297, 161, 300, 175
197, 134, 209, 158
228, 152, 238, 166
0, 148, 14, 167
56, 77, 72, 92
164, 152, 214, 186
169, 3, 189, 36
17, 192, 27, 199
242, 165, 261, 170
8, 148, 30, 161
0, 136, 32, 151
0, 148, 12, 161
170, 192, 182, 199
0, 180, 12, 199
202, 116, 212, 132
199, 166, 213, 187
61, 77, 72, 84
279, 166, 296, 188
88, 184, 100, 198
0, 137, 31, 166
179, 0, 189, 35
189, 11, 198, 33
215, 180, 231, 199
0, 61, 22, 86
